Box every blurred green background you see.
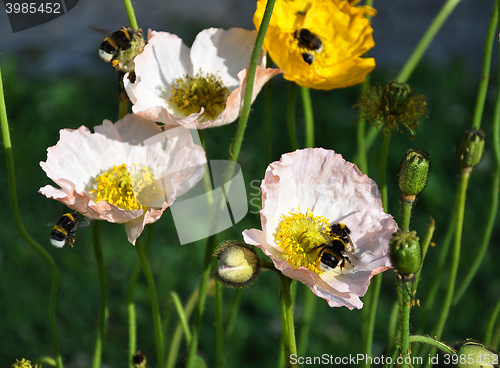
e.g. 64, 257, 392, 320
1, 1, 500, 368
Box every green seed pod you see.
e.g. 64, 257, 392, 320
454, 341, 498, 368
398, 149, 430, 198
457, 128, 486, 169
214, 241, 260, 288
390, 230, 422, 276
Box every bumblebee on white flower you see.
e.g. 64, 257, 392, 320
124, 27, 282, 129
39, 114, 206, 244
243, 148, 397, 309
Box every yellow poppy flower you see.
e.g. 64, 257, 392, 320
254, 0, 376, 90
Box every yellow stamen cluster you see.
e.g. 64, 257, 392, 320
169, 70, 229, 123
274, 210, 332, 274
92, 163, 164, 211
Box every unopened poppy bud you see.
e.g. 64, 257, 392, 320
398, 149, 430, 199
132, 350, 147, 368
454, 341, 498, 368
390, 230, 422, 277
457, 127, 485, 169
214, 241, 260, 288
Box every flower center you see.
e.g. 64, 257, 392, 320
274, 210, 332, 274
169, 71, 229, 123
92, 163, 164, 211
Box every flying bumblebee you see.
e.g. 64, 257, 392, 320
315, 222, 356, 273
294, 28, 323, 65
97, 26, 145, 73
50, 213, 90, 248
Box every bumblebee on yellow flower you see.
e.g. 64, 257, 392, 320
254, 0, 376, 90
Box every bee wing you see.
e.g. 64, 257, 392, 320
77, 217, 92, 229
89, 26, 112, 37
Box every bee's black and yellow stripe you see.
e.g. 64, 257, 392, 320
100, 27, 133, 61
50, 213, 78, 247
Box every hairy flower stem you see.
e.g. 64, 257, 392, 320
401, 200, 413, 232
301, 87, 314, 148
287, 82, 298, 150
91, 221, 108, 368
186, 1, 276, 366
422, 169, 470, 368
0, 63, 64, 368
453, 0, 500, 304
280, 275, 298, 368
398, 278, 411, 367
136, 238, 164, 366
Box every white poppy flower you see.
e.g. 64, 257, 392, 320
243, 148, 397, 309
39, 114, 206, 244
124, 28, 282, 129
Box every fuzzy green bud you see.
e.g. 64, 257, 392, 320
214, 241, 260, 288
453, 341, 498, 368
398, 149, 430, 198
132, 350, 147, 368
390, 230, 422, 276
457, 128, 485, 169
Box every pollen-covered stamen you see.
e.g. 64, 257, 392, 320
274, 210, 332, 274
92, 163, 165, 211
169, 70, 229, 123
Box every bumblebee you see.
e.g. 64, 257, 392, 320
294, 28, 323, 52
315, 223, 356, 273
98, 26, 145, 73
50, 213, 79, 248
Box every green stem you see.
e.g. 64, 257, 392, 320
122, 0, 139, 30
387, 301, 399, 348
472, 0, 498, 130
136, 238, 164, 366
127, 226, 153, 367
453, 0, 500, 304
301, 86, 314, 148
118, 100, 128, 120
228, 0, 276, 162
187, 1, 276, 365
298, 286, 317, 357
408, 335, 455, 355
422, 169, 470, 368
280, 275, 298, 368
91, 221, 108, 368
398, 278, 411, 367
186, 235, 218, 368
396, 0, 462, 83
215, 262, 224, 368
287, 82, 298, 151
264, 56, 274, 163
380, 132, 392, 212
165, 285, 200, 368
224, 289, 244, 344
413, 218, 436, 292
0, 61, 63, 368
485, 298, 500, 345
401, 200, 414, 232
170, 292, 192, 344
361, 273, 383, 368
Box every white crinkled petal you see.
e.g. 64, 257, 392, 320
126, 30, 192, 113
190, 28, 262, 90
